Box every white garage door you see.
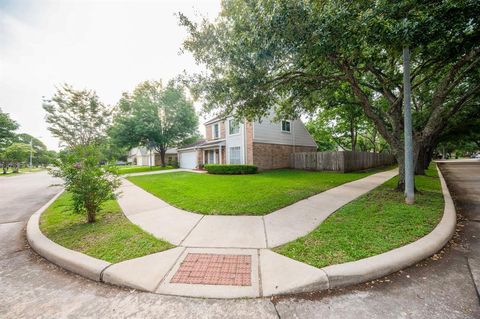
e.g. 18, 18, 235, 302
179, 151, 197, 169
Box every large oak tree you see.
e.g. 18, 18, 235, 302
180, 0, 480, 188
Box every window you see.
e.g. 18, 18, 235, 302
213, 123, 220, 139
281, 120, 291, 132
229, 146, 241, 164
229, 119, 240, 135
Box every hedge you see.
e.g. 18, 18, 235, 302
204, 164, 258, 175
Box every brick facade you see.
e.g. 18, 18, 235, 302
245, 122, 254, 164
252, 143, 316, 170
205, 121, 225, 141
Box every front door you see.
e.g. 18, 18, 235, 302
208, 150, 215, 163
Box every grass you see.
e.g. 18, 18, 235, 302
40, 192, 174, 263
127, 166, 395, 216
113, 165, 175, 175
1, 167, 46, 176
274, 164, 444, 268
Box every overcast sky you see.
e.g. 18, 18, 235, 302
0, 0, 221, 150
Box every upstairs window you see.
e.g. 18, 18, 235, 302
213, 123, 220, 139
281, 120, 291, 132
229, 119, 240, 135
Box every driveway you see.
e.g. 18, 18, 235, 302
1, 164, 479, 318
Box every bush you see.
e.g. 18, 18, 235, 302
50, 145, 120, 223
204, 164, 258, 175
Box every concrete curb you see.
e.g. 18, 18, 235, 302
25, 166, 456, 298
316, 165, 456, 290
26, 190, 111, 281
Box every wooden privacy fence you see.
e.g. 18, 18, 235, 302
290, 151, 396, 172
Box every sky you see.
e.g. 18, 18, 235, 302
0, 0, 221, 150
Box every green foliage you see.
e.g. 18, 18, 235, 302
43, 84, 112, 147
14, 133, 56, 167
110, 80, 199, 166
0, 108, 19, 150
128, 167, 392, 215
204, 164, 258, 175
40, 192, 173, 263
1, 143, 31, 173
51, 145, 120, 223
275, 164, 443, 268
180, 0, 480, 184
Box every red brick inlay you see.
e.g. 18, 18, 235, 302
170, 253, 252, 286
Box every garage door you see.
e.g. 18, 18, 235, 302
179, 151, 197, 169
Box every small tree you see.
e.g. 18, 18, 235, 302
42, 84, 112, 147
51, 145, 120, 223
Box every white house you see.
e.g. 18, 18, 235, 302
127, 147, 178, 166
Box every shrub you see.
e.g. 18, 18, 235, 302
50, 145, 120, 223
204, 164, 257, 175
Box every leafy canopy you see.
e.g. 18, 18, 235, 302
110, 80, 198, 164
43, 84, 112, 147
180, 0, 480, 183
0, 108, 19, 150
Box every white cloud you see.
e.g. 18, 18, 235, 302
0, 0, 220, 150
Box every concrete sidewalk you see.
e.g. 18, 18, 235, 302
108, 169, 399, 297
118, 168, 399, 248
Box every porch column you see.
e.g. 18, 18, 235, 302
219, 146, 223, 164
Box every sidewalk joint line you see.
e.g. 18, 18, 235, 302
99, 263, 115, 282
179, 215, 205, 246
179, 245, 265, 250
154, 247, 187, 292
257, 249, 263, 297
262, 216, 269, 248
466, 256, 480, 302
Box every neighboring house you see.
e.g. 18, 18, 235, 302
127, 147, 178, 166
177, 113, 317, 170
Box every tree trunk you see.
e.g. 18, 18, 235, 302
395, 150, 405, 191
86, 204, 96, 223
160, 148, 166, 167
415, 144, 427, 175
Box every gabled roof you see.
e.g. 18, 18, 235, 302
204, 115, 228, 125
177, 139, 206, 151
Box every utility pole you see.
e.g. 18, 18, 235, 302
403, 47, 415, 204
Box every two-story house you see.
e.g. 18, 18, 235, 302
177, 113, 317, 170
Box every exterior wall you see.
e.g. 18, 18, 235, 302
253, 112, 317, 147
252, 142, 316, 170
154, 153, 178, 166
205, 120, 226, 141
245, 121, 254, 164
225, 117, 245, 164
196, 149, 202, 167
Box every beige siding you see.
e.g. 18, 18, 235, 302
253, 113, 316, 147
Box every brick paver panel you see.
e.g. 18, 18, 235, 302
170, 253, 252, 286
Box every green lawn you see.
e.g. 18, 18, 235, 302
114, 165, 175, 175
274, 164, 444, 268
127, 166, 395, 216
40, 192, 173, 263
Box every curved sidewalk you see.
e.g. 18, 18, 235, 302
118, 168, 399, 248
28, 167, 456, 299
